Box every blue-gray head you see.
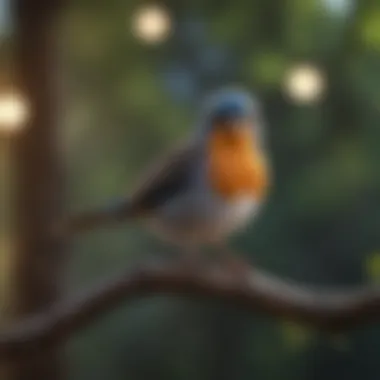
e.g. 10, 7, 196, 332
198, 88, 264, 143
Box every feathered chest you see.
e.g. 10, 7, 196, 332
207, 129, 269, 200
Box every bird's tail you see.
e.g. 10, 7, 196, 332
56, 198, 131, 237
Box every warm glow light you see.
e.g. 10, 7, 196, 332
284, 64, 326, 104
0, 93, 29, 133
132, 5, 171, 44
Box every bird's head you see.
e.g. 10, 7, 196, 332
199, 87, 263, 146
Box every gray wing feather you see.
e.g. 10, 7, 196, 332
127, 139, 200, 216
58, 140, 200, 236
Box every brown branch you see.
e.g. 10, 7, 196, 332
0, 262, 379, 360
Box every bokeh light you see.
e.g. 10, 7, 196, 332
0, 93, 29, 133
131, 5, 171, 44
322, 0, 353, 17
284, 64, 326, 104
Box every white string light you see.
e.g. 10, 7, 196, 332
284, 64, 326, 104
0, 93, 29, 133
132, 5, 171, 44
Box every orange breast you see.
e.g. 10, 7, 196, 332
208, 128, 269, 200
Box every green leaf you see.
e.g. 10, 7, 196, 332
245, 51, 288, 88
360, 9, 380, 51
281, 321, 315, 351
365, 252, 380, 283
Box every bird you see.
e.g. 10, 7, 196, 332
59, 87, 270, 270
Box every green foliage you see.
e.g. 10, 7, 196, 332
365, 252, 380, 283
245, 51, 288, 88
281, 321, 316, 351
360, 9, 380, 51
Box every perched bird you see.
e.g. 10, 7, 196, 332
60, 88, 270, 268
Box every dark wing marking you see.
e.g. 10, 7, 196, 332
127, 139, 200, 216
57, 140, 199, 235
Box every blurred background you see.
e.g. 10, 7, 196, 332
1, 0, 380, 379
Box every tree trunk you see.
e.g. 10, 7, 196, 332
9, 1, 65, 379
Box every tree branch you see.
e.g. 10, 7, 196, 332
0, 261, 379, 359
